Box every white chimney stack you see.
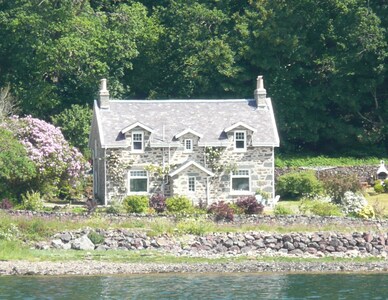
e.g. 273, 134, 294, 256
254, 75, 267, 107
99, 78, 110, 109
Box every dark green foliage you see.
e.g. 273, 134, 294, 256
0, 128, 36, 200
123, 195, 149, 213
88, 231, 105, 245
166, 195, 192, 213
208, 201, 234, 221
0, 0, 388, 156
51, 105, 92, 157
236, 196, 264, 215
320, 174, 362, 204
149, 194, 167, 213
276, 171, 323, 200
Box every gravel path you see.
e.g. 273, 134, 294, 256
1, 260, 388, 276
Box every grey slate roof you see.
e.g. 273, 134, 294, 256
95, 99, 279, 148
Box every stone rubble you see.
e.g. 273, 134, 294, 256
35, 229, 388, 259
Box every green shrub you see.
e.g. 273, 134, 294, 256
123, 195, 149, 213
276, 171, 323, 200
166, 195, 192, 213
88, 231, 105, 245
273, 204, 294, 216
321, 173, 362, 204
176, 218, 212, 235
105, 200, 124, 214
21, 191, 43, 211
299, 199, 342, 217
374, 180, 384, 194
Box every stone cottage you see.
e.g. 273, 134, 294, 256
89, 76, 279, 205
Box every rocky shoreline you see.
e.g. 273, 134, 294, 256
1, 260, 388, 276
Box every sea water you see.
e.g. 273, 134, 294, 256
0, 273, 387, 299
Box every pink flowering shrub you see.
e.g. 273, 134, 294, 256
4, 116, 87, 199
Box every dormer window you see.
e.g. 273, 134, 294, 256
184, 139, 193, 152
234, 131, 246, 151
132, 131, 144, 152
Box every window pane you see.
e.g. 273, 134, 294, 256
232, 178, 249, 191
185, 139, 192, 150
130, 170, 147, 177
130, 178, 147, 192
133, 141, 142, 150
236, 140, 245, 148
235, 132, 245, 140
188, 177, 195, 191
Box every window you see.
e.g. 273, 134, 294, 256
188, 176, 196, 192
184, 139, 193, 152
231, 169, 250, 192
234, 131, 246, 151
129, 170, 148, 193
132, 132, 144, 152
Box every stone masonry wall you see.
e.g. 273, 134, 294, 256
104, 127, 275, 205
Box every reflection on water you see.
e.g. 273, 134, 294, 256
0, 273, 387, 300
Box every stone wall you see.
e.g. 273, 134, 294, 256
104, 128, 275, 204
40, 228, 388, 258
275, 165, 378, 184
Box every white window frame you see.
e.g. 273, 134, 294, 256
188, 176, 196, 192
184, 139, 193, 152
234, 130, 246, 152
132, 131, 144, 153
128, 170, 148, 194
230, 169, 251, 195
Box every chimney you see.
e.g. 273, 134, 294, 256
98, 78, 110, 109
254, 75, 267, 107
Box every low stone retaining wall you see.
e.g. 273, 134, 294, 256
37, 229, 388, 258
5, 210, 388, 228
275, 166, 377, 183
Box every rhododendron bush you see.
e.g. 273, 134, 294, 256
4, 116, 87, 199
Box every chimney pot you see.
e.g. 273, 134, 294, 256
254, 75, 267, 107
99, 78, 110, 109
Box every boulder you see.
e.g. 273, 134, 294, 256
71, 235, 95, 251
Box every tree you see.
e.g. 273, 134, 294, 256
0, 127, 36, 200
0, 84, 18, 123
0, 0, 158, 117
3, 116, 87, 199
51, 104, 92, 157
234, 0, 387, 154
127, 0, 239, 99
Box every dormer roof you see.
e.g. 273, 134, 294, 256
175, 128, 204, 139
121, 121, 155, 134
169, 160, 214, 177
224, 121, 257, 133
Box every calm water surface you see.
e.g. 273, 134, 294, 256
0, 273, 387, 299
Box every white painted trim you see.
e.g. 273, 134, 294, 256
183, 139, 193, 152
188, 176, 196, 192
121, 121, 155, 134
230, 169, 251, 194
234, 130, 247, 152
127, 169, 149, 195
175, 128, 204, 139
131, 131, 144, 153
224, 121, 256, 133
170, 161, 214, 177
267, 98, 280, 147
